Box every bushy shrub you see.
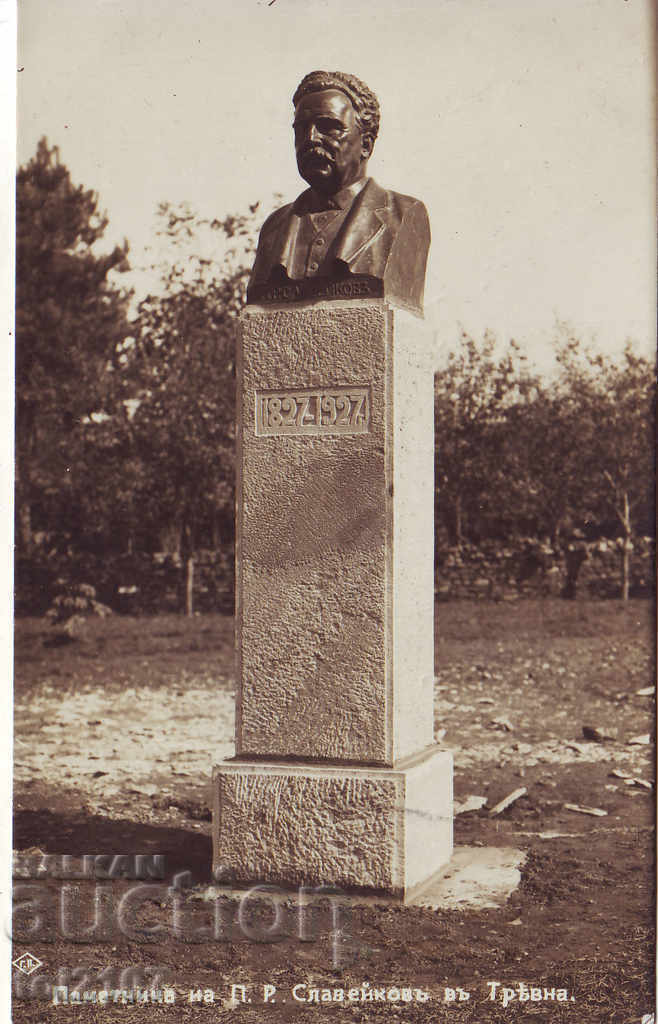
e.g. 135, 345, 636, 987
45, 581, 113, 625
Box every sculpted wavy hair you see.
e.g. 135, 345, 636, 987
293, 71, 381, 148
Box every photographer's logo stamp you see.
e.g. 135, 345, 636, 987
13, 952, 43, 976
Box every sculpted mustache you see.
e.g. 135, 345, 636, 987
300, 147, 334, 162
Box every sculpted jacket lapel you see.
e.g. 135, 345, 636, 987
262, 203, 302, 276
333, 179, 389, 271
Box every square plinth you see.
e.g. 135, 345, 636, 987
237, 301, 435, 766
212, 747, 452, 898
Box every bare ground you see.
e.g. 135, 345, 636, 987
12, 599, 656, 1022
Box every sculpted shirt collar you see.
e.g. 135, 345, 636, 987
293, 176, 369, 215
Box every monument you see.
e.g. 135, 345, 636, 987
212, 71, 452, 899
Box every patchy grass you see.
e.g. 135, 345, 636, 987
14, 612, 235, 698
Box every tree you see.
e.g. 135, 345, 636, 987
434, 330, 539, 545
553, 332, 655, 599
434, 325, 654, 599
121, 201, 261, 610
15, 138, 131, 555
499, 377, 593, 545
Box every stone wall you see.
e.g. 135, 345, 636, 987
435, 537, 655, 602
16, 536, 654, 616
15, 548, 235, 617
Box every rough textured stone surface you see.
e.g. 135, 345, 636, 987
212, 749, 452, 896
214, 298, 452, 895
236, 301, 434, 765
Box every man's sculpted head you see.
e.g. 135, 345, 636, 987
292, 71, 381, 195
293, 71, 381, 147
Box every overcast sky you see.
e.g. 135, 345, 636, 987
15, 0, 657, 371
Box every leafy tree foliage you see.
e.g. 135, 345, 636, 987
120, 201, 261, 560
434, 327, 654, 598
434, 331, 539, 545
552, 332, 655, 598
16, 138, 131, 554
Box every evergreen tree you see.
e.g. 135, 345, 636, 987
16, 138, 131, 554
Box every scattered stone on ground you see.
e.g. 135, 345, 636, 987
489, 787, 527, 815
491, 716, 514, 731
582, 724, 618, 742
627, 777, 652, 789
454, 795, 487, 815
564, 803, 608, 817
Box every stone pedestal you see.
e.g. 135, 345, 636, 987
212, 299, 452, 897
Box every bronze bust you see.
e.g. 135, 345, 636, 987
247, 70, 431, 314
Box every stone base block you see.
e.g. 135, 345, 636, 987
212, 747, 452, 898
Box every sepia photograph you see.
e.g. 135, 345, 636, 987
8, 0, 656, 1020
